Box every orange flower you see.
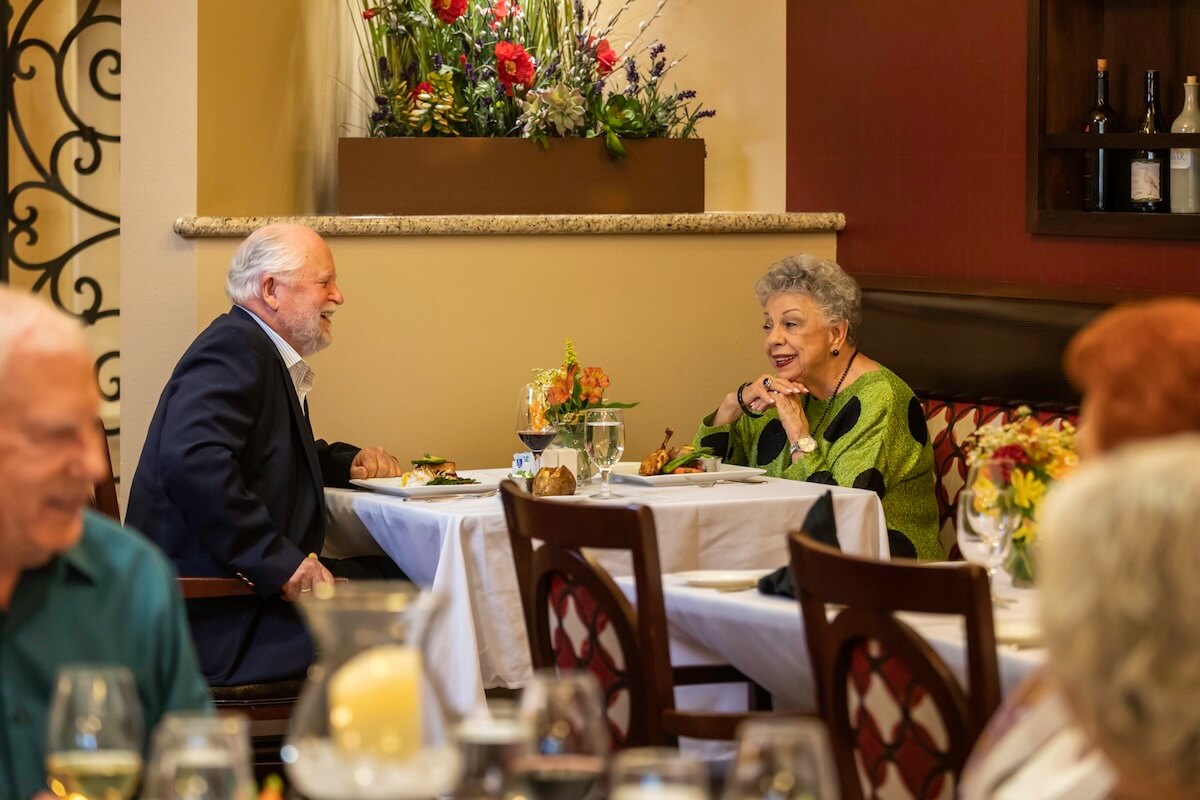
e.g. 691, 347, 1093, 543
579, 366, 609, 403
547, 365, 577, 406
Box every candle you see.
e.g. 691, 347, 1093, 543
328, 645, 424, 760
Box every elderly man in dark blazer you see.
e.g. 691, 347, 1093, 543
127, 223, 403, 686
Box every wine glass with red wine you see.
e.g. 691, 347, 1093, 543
516, 383, 558, 475
514, 671, 610, 800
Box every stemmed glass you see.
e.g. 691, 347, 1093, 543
609, 748, 708, 800
514, 670, 610, 800
957, 458, 1022, 604
452, 701, 534, 800
517, 383, 558, 474
141, 712, 256, 800
585, 408, 625, 499
45, 665, 145, 800
723, 718, 840, 800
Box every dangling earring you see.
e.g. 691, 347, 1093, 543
831, 348, 840, 357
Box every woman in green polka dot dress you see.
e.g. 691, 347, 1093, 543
693, 254, 942, 560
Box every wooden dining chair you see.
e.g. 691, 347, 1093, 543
500, 480, 768, 748
788, 532, 1001, 800
89, 421, 298, 779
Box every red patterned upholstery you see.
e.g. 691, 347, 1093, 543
546, 573, 631, 746
847, 638, 954, 800
918, 394, 1078, 555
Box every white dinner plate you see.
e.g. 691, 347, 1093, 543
995, 617, 1043, 649
609, 462, 767, 487
351, 470, 501, 498
673, 569, 774, 591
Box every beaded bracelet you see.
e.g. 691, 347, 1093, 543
737, 382, 764, 418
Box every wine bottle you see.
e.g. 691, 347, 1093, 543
1170, 74, 1200, 214
1083, 58, 1115, 211
1130, 69, 1168, 212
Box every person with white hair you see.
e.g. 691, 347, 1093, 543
0, 288, 210, 800
126, 223, 404, 687
1036, 435, 1200, 800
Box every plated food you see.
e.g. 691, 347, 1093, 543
400, 454, 479, 487
638, 429, 715, 476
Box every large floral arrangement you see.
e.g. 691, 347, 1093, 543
533, 338, 636, 425
353, 0, 714, 156
963, 407, 1078, 583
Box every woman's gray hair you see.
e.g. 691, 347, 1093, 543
754, 255, 863, 344
225, 226, 306, 305
1039, 434, 1200, 791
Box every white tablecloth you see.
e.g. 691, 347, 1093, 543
324, 470, 888, 715
615, 572, 1045, 712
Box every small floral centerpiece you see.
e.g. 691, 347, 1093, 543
963, 407, 1078, 585
533, 338, 636, 478
353, 0, 714, 157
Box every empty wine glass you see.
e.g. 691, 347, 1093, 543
609, 748, 708, 800
142, 712, 256, 800
514, 670, 610, 800
517, 383, 558, 475
958, 460, 1021, 607
585, 408, 625, 499
723, 718, 840, 800
45, 664, 145, 800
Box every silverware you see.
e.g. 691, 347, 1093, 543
685, 477, 770, 488
405, 490, 498, 503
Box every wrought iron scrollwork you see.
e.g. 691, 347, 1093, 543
2, 0, 122, 444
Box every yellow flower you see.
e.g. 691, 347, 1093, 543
1013, 518, 1037, 543
971, 476, 1000, 511
1012, 469, 1045, 510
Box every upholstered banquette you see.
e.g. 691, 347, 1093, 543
858, 283, 1102, 555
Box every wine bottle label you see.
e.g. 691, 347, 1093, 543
1171, 149, 1194, 169
1131, 161, 1162, 201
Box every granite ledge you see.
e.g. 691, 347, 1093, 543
174, 212, 845, 238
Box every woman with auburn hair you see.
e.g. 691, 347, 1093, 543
961, 297, 1200, 800
1064, 297, 1200, 456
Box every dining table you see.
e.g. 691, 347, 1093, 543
613, 569, 1045, 713
323, 467, 890, 715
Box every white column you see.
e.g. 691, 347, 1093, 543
119, 0, 198, 513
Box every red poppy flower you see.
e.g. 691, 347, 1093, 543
412, 81, 434, 100
432, 0, 468, 24
495, 40, 536, 86
362, 8, 378, 19
593, 38, 618, 76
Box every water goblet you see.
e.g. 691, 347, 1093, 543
957, 486, 1020, 607
585, 408, 625, 499
609, 748, 708, 800
517, 383, 558, 474
45, 664, 145, 800
514, 670, 610, 800
142, 712, 256, 800
453, 701, 534, 800
723, 717, 840, 800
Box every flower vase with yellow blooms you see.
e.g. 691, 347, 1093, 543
533, 338, 636, 479
963, 407, 1078, 585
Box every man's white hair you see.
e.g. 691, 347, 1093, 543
1040, 433, 1200, 792
0, 287, 88, 389
225, 225, 306, 305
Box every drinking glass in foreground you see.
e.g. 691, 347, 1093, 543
453, 701, 534, 800
609, 748, 708, 800
514, 671, 611, 800
141, 712, 256, 800
45, 664, 145, 800
724, 718, 840, 800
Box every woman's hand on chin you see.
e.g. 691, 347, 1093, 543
774, 391, 810, 443
713, 374, 808, 426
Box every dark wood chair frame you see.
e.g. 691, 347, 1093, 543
788, 532, 1001, 800
90, 421, 295, 777
501, 480, 771, 746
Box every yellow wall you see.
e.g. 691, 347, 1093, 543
196, 1, 786, 215
195, 232, 835, 468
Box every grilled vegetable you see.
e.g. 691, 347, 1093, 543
660, 446, 714, 474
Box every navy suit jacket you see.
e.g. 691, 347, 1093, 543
126, 307, 358, 685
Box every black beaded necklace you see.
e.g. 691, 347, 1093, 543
803, 350, 859, 436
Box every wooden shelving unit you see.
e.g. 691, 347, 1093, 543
1027, 0, 1200, 239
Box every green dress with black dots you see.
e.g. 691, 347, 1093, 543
692, 366, 942, 560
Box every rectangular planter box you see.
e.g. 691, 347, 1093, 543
337, 137, 705, 215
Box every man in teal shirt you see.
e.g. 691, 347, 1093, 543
0, 289, 211, 800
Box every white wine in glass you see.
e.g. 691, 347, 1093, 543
45, 665, 144, 800
585, 408, 625, 499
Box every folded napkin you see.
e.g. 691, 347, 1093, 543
757, 490, 838, 599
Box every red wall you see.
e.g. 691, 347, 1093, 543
786, 1, 1200, 295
